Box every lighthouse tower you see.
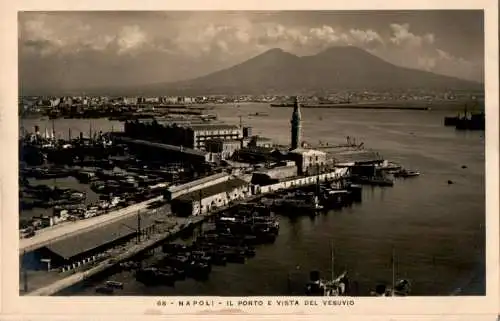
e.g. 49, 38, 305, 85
290, 96, 302, 150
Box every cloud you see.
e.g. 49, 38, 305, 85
116, 25, 147, 54
349, 28, 384, 45
389, 23, 435, 47
431, 49, 482, 81
18, 12, 483, 91
19, 15, 149, 56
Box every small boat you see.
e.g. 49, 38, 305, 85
393, 169, 420, 178
248, 112, 269, 117
105, 281, 124, 289
95, 286, 114, 294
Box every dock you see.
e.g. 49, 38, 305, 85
25, 196, 263, 296
20, 196, 164, 253
26, 219, 191, 296
23, 168, 350, 296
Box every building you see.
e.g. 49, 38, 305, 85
288, 148, 328, 175
144, 97, 160, 104
170, 177, 251, 217
205, 138, 241, 160
191, 124, 242, 150
123, 120, 242, 151
251, 165, 298, 185
233, 146, 280, 164
242, 126, 253, 138
22, 211, 165, 271
113, 135, 211, 164
290, 96, 302, 150
123, 97, 138, 105
248, 136, 273, 148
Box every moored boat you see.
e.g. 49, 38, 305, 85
393, 169, 420, 178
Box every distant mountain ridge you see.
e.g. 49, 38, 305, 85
25, 46, 483, 96
127, 46, 481, 96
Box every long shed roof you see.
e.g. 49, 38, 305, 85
175, 178, 249, 202
43, 210, 168, 260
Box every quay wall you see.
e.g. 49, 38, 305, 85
254, 167, 349, 194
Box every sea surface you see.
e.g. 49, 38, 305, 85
19, 103, 486, 296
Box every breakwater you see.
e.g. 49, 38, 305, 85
271, 103, 431, 111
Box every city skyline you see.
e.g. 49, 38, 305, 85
19, 11, 484, 94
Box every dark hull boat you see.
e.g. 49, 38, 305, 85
135, 267, 177, 286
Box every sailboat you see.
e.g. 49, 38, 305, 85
305, 241, 349, 296
371, 248, 411, 297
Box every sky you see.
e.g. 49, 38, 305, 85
18, 11, 484, 94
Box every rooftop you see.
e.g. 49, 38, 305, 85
240, 146, 274, 154
251, 136, 273, 142
206, 138, 241, 144
42, 211, 165, 260
175, 178, 249, 202
117, 137, 208, 157
289, 148, 327, 156
190, 124, 240, 131
168, 172, 229, 194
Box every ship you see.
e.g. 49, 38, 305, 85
272, 194, 323, 216
393, 169, 420, 178
444, 102, 485, 131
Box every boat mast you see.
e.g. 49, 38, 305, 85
392, 247, 395, 295
331, 240, 335, 281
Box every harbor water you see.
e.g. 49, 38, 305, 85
19, 103, 486, 296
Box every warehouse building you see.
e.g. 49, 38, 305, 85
22, 211, 167, 272
113, 135, 210, 164
251, 164, 298, 185
288, 148, 329, 175
170, 178, 251, 217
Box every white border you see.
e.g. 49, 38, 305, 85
1, 0, 498, 319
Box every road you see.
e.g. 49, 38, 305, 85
19, 196, 163, 253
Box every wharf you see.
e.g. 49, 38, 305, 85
20, 196, 163, 253
26, 218, 194, 296
25, 194, 266, 296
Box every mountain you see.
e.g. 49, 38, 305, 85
33, 46, 481, 96
128, 46, 480, 96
